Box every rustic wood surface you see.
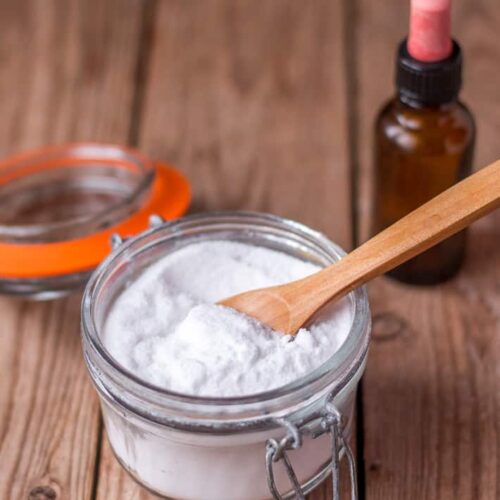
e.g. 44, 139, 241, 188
355, 1, 500, 499
0, 1, 498, 499
0, 0, 143, 498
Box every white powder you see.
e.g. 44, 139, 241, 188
103, 240, 352, 397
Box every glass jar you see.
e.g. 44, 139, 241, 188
81, 212, 371, 500
0, 143, 190, 299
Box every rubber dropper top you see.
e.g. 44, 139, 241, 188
408, 0, 452, 62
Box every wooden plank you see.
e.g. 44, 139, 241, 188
0, 0, 144, 498
137, 0, 352, 246
95, 0, 354, 498
355, 0, 500, 498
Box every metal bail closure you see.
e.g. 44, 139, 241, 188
148, 214, 165, 228
110, 233, 125, 251
265, 405, 358, 500
265, 419, 305, 500
323, 402, 358, 500
109, 215, 173, 254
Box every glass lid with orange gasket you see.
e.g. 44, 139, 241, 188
0, 143, 191, 299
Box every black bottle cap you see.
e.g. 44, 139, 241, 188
396, 38, 462, 105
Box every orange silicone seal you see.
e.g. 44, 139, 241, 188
0, 143, 191, 279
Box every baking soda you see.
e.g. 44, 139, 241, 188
103, 240, 352, 397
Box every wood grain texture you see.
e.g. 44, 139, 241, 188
0, 0, 144, 498
1, 0, 497, 499
95, 1, 354, 499
136, 0, 352, 246
355, 0, 500, 498
0, 298, 98, 500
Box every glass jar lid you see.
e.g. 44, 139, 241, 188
0, 143, 190, 298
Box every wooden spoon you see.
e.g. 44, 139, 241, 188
219, 160, 500, 334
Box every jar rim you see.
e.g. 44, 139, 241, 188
0, 143, 191, 298
81, 211, 371, 424
0, 143, 155, 242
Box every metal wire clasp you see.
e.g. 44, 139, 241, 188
266, 419, 305, 500
110, 215, 166, 250
323, 402, 358, 500
265, 405, 358, 500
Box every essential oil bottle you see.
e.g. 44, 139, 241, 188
372, 0, 475, 285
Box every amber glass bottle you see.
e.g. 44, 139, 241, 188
372, 40, 475, 284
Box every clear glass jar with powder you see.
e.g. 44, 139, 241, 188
81, 212, 371, 500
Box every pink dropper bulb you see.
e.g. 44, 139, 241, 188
408, 0, 453, 62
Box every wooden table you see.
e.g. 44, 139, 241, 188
0, 1, 498, 499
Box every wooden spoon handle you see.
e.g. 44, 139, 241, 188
290, 160, 500, 314
220, 160, 499, 334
